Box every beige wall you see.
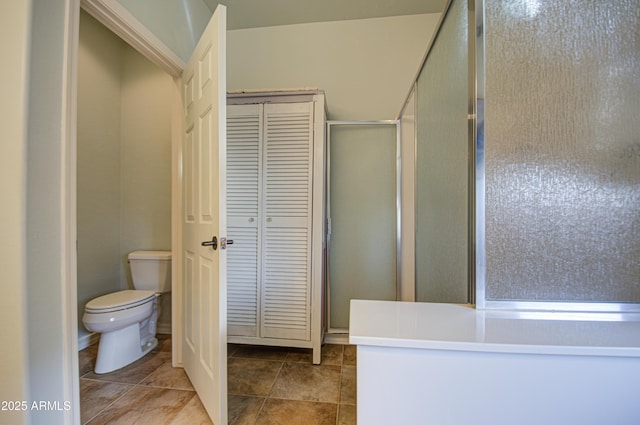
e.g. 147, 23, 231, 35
228, 14, 441, 120
0, 1, 32, 423
77, 11, 173, 340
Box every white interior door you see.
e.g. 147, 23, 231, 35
181, 5, 227, 424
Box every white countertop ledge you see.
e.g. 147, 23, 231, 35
349, 300, 640, 357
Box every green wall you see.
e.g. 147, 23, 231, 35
77, 11, 173, 341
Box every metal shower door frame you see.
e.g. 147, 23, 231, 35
325, 120, 401, 334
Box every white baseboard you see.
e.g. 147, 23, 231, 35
323, 332, 350, 345
78, 332, 100, 351
157, 323, 172, 335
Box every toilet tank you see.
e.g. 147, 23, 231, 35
128, 251, 172, 293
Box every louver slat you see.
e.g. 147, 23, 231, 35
227, 227, 258, 336
227, 104, 261, 337
261, 103, 314, 340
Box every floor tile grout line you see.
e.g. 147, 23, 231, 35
266, 358, 287, 399
336, 345, 345, 425
83, 375, 198, 424
80, 350, 176, 424
263, 396, 339, 405
251, 396, 268, 425
250, 358, 286, 425
336, 372, 343, 424
82, 381, 137, 425
228, 391, 268, 398
132, 354, 174, 386
136, 383, 196, 392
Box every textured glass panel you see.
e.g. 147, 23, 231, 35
415, 0, 469, 303
329, 125, 397, 329
484, 0, 640, 302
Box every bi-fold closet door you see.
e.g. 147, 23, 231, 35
227, 101, 315, 342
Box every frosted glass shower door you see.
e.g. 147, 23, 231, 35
328, 123, 398, 330
415, 0, 469, 304
483, 0, 640, 305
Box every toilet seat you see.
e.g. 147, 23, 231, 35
85, 290, 156, 314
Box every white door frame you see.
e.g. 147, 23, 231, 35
80, 0, 185, 77
66, 2, 191, 420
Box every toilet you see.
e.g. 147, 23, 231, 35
82, 250, 171, 374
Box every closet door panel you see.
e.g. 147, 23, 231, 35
227, 104, 262, 337
261, 102, 314, 341
262, 227, 310, 340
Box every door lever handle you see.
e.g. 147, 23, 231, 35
201, 236, 218, 250
220, 237, 234, 250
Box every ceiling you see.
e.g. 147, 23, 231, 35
202, 0, 447, 30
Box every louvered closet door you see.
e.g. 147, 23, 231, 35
261, 102, 314, 341
227, 104, 262, 337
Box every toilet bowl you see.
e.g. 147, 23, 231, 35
83, 290, 158, 373
82, 251, 171, 374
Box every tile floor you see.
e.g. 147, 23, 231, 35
79, 335, 356, 424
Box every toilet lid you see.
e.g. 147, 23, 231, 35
128, 250, 171, 260
85, 290, 156, 313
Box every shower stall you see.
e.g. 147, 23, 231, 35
400, 0, 640, 312
351, 2, 640, 423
